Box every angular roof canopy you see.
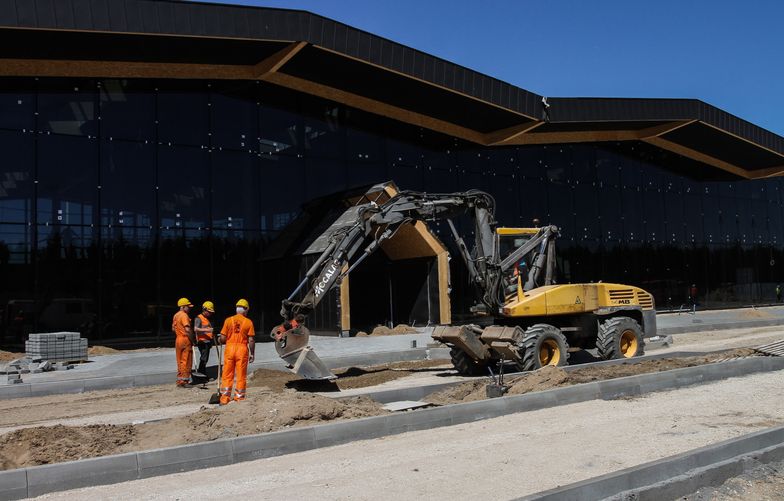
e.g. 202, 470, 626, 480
1, 0, 782, 179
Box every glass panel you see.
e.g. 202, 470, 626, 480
158, 229, 210, 312
387, 139, 424, 190
598, 182, 622, 243
702, 184, 721, 244
212, 230, 262, 322
517, 146, 546, 181
0, 223, 31, 265
37, 134, 96, 225
36, 224, 98, 336
99, 79, 155, 141
157, 81, 209, 146
305, 158, 347, 200
260, 155, 305, 232
38, 79, 97, 137
100, 226, 156, 337
574, 184, 599, 240
0, 222, 34, 342
348, 161, 387, 189
0, 78, 34, 131
663, 178, 684, 244
212, 150, 260, 230
211, 82, 257, 151
157, 145, 209, 229
0, 130, 34, 223
302, 96, 344, 159
259, 101, 301, 156
347, 127, 383, 164
100, 140, 155, 227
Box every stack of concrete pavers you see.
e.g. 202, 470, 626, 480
25, 332, 88, 363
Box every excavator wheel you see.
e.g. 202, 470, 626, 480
520, 324, 570, 371
596, 317, 645, 360
449, 347, 488, 376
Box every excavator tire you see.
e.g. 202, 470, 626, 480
520, 324, 569, 371
596, 316, 645, 360
449, 347, 488, 376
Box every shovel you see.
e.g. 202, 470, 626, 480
208, 342, 223, 404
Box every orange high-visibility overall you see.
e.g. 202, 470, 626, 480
219, 314, 255, 404
172, 310, 193, 386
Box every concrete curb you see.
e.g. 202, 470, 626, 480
518, 425, 784, 501
0, 348, 451, 401
1, 356, 783, 500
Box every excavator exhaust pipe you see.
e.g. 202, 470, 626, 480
273, 325, 336, 380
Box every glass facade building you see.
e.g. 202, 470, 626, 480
2, 77, 784, 342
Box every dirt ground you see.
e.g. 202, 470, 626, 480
681, 458, 784, 500
31, 369, 784, 501
0, 359, 447, 470
356, 324, 418, 336
426, 348, 757, 404
0, 392, 385, 470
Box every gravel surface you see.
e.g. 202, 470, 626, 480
31, 369, 784, 501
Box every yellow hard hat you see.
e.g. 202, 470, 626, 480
202, 301, 215, 313
177, 297, 193, 307
236, 298, 250, 309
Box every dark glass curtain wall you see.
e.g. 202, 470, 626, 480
1, 77, 783, 343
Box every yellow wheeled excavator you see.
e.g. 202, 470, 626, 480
274, 181, 656, 378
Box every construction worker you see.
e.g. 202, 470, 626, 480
172, 298, 196, 387
218, 299, 256, 404
777, 284, 782, 303
194, 301, 215, 377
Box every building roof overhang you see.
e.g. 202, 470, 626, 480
1, 0, 782, 179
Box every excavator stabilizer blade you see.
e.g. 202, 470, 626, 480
281, 346, 337, 380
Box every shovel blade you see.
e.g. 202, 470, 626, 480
282, 346, 336, 380
208, 392, 221, 405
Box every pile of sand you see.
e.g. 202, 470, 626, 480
0, 392, 386, 470
0, 424, 135, 470
356, 324, 418, 336
427, 348, 759, 405
88, 346, 121, 355
738, 309, 775, 320
0, 351, 22, 362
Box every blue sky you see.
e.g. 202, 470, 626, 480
215, 0, 784, 135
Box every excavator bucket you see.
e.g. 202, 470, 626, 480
273, 324, 336, 380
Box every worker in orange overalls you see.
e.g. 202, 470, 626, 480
193, 301, 215, 377
218, 298, 256, 404
172, 298, 196, 387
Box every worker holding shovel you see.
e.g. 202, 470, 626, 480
218, 299, 255, 405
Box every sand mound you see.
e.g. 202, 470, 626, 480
0, 424, 135, 469
0, 351, 22, 362
427, 348, 759, 405
0, 392, 386, 470
136, 392, 387, 449
88, 346, 120, 355
738, 309, 774, 320
356, 324, 418, 336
